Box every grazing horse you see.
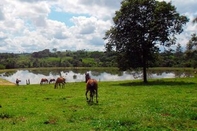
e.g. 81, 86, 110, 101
16, 78, 21, 86
49, 78, 56, 84
54, 77, 66, 89
85, 73, 98, 103
40, 78, 48, 85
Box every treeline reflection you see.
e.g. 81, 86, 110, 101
0, 69, 194, 85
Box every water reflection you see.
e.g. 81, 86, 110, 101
0, 69, 194, 85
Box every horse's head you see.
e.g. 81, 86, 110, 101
85, 73, 90, 83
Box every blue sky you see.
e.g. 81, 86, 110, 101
0, 0, 196, 53
48, 11, 74, 27
48, 9, 90, 27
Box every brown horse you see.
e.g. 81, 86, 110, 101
40, 78, 48, 85
54, 77, 66, 89
85, 73, 98, 103
49, 78, 56, 84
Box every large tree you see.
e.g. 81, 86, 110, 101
104, 0, 188, 83
185, 33, 197, 68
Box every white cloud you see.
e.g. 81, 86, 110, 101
0, 0, 196, 53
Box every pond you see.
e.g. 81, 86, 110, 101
0, 69, 194, 85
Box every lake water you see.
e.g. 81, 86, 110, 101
0, 69, 194, 85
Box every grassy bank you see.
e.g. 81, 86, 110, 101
0, 78, 15, 85
0, 67, 119, 72
0, 78, 197, 130
0, 66, 196, 73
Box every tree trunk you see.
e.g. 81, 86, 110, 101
142, 47, 148, 83
143, 65, 147, 83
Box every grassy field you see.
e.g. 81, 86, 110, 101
0, 77, 197, 131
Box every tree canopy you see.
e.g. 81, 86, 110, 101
104, 0, 188, 83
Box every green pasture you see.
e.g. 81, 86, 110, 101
0, 78, 197, 130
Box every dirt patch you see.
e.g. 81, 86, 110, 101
0, 78, 15, 85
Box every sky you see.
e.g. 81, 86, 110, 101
0, 0, 196, 53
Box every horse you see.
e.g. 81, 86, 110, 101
85, 73, 98, 103
49, 78, 55, 84
40, 78, 48, 85
16, 78, 21, 86
26, 79, 30, 85
54, 77, 66, 89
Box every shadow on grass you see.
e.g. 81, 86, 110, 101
113, 80, 197, 87
87, 101, 99, 106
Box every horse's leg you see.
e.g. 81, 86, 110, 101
63, 81, 66, 88
62, 82, 65, 88
90, 90, 94, 102
61, 82, 63, 88
54, 83, 57, 89
95, 89, 98, 103
85, 89, 89, 101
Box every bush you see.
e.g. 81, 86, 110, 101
0, 64, 5, 69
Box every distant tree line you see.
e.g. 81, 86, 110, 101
0, 34, 197, 70
0, 49, 117, 69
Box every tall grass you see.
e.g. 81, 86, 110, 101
0, 78, 197, 130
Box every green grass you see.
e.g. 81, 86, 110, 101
82, 58, 95, 63
0, 78, 197, 130
44, 57, 72, 61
